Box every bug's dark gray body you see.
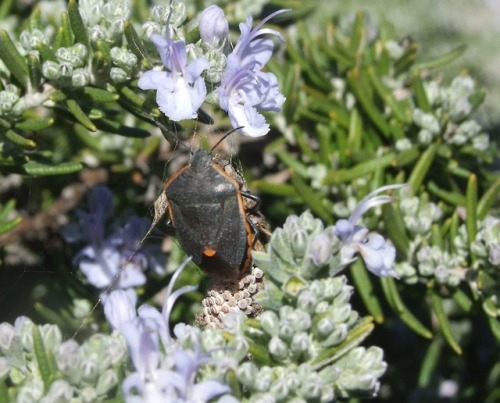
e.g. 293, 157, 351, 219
164, 149, 252, 279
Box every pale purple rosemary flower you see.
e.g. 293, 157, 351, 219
104, 258, 234, 402
334, 184, 406, 278
138, 13, 209, 121
199, 5, 229, 48
218, 9, 289, 137
62, 186, 165, 293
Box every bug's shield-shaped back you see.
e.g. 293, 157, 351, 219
166, 155, 248, 279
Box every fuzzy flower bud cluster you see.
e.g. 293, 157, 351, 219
79, 0, 131, 42
249, 202, 400, 400
0, 317, 127, 401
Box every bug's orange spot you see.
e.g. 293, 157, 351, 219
203, 248, 217, 257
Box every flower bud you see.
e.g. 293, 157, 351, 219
110, 67, 128, 82
322, 323, 348, 347
297, 289, 317, 313
259, 311, 280, 337
151, 5, 168, 24
290, 332, 310, 355
199, 5, 229, 48
0, 323, 16, 351
40, 324, 62, 350
254, 366, 273, 392
300, 373, 322, 399
55, 340, 81, 372
291, 229, 308, 259
269, 336, 288, 361
44, 379, 74, 401
80, 387, 98, 403
16, 378, 44, 402
42, 61, 59, 80
58, 63, 73, 78
142, 21, 161, 38
0, 357, 11, 380
72, 68, 91, 87
96, 369, 118, 395
108, 18, 126, 39
316, 317, 335, 337
15, 316, 34, 351
73, 298, 92, 319
88, 26, 105, 43
81, 354, 99, 382
269, 378, 290, 400
237, 361, 258, 388
308, 233, 333, 267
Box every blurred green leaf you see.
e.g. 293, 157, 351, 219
351, 260, 384, 323
23, 161, 83, 176
478, 177, 500, 220
417, 338, 442, 387
5, 129, 36, 149
66, 99, 97, 131
408, 142, 440, 192
466, 174, 478, 249
429, 289, 462, 354
68, 0, 89, 50
0, 30, 28, 86
412, 44, 467, 72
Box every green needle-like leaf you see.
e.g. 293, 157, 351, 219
5, 130, 36, 149
94, 119, 151, 138
417, 338, 442, 387
394, 42, 418, 75
252, 180, 297, 197
408, 142, 440, 192
487, 317, 500, 343
82, 86, 119, 103
124, 21, 152, 69
59, 11, 74, 47
32, 325, 51, 391
412, 44, 467, 72
429, 289, 462, 354
466, 174, 478, 248
347, 68, 391, 137
0, 380, 7, 403
478, 177, 500, 220
452, 288, 473, 313
347, 109, 363, 150
15, 118, 54, 131
324, 152, 395, 184
351, 260, 384, 323
0, 30, 29, 86
0, 215, 21, 235
290, 172, 332, 224
23, 161, 83, 176
428, 181, 466, 206
368, 66, 411, 123
412, 73, 431, 112
277, 150, 309, 178
312, 317, 375, 370
66, 99, 97, 131
27, 53, 42, 89
68, 0, 89, 50
381, 277, 432, 338
383, 203, 410, 256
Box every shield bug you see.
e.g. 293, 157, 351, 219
146, 134, 269, 280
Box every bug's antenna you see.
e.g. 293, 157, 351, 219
210, 126, 244, 153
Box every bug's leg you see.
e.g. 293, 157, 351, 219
241, 191, 261, 212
